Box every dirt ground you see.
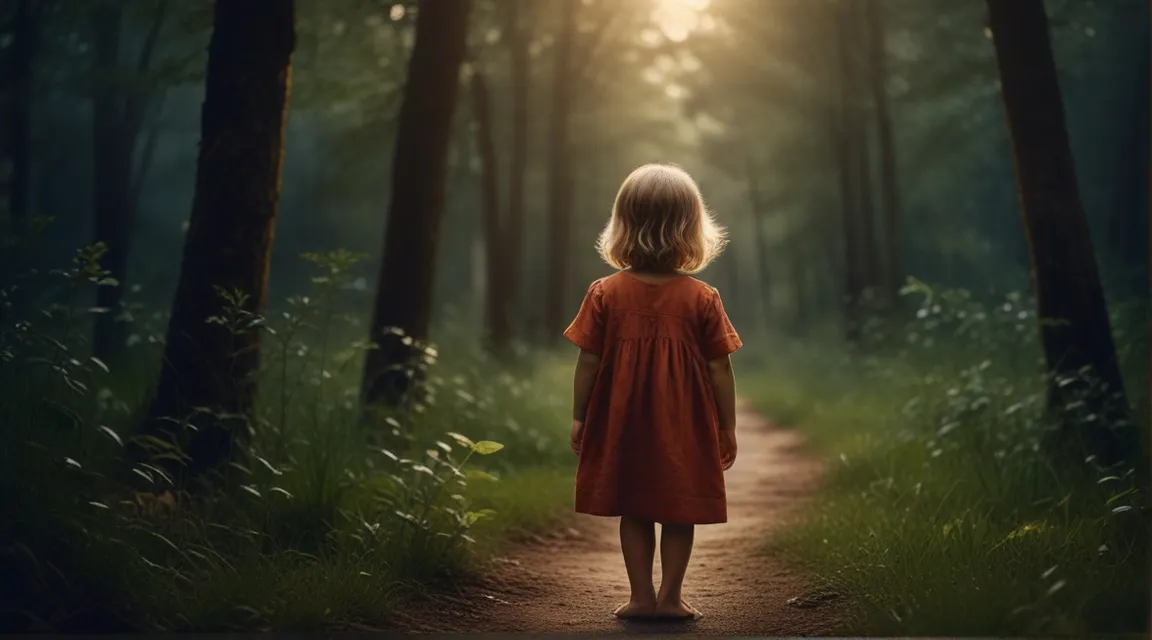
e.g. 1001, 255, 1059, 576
384, 402, 847, 636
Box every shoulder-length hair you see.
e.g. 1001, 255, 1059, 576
596, 163, 727, 274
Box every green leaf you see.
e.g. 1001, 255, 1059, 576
471, 440, 504, 455
465, 469, 499, 483
463, 508, 498, 526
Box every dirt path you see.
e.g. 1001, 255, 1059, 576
389, 401, 845, 635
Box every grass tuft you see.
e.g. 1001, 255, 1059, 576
745, 287, 1149, 636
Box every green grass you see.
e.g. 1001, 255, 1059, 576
0, 248, 580, 632
743, 310, 1149, 635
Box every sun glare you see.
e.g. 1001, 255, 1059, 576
652, 0, 711, 43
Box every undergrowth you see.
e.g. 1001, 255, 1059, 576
745, 283, 1150, 636
0, 244, 575, 632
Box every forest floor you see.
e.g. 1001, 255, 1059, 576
376, 401, 848, 636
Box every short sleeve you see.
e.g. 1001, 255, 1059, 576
701, 287, 742, 360
564, 280, 605, 354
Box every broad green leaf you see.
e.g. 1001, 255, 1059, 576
472, 440, 504, 455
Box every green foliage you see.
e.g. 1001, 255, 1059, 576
744, 288, 1149, 635
0, 247, 575, 632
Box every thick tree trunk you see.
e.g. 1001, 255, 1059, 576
986, 0, 1133, 465
142, 0, 294, 480
503, 0, 530, 339
544, 0, 577, 344
866, 0, 903, 304
469, 68, 513, 353
361, 0, 471, 406
8, 0, 36, 238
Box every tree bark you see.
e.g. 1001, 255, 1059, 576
502, 0, 530, 341
361, 0, 472, 406
469, 68, 513, 353
142, 0, 295, 481
8, 0, 37, 238
986, 0, 1133, 465
866, 0, 903, 304
543, 0, 577, 344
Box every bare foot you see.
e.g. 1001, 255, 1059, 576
613, 601, 657, 619
654, 598, 703, 620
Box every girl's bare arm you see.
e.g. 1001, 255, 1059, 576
707, 355, 737, 431
572, 349, 601, 421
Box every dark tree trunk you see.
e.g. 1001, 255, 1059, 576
833, 0, 863, 341
855, 123, 878, 298
851, 0, 879, 302
866, 0, 903, 303
986, 0, 1133, 465
91, 0, 168, 363
544, 0, 577, 344
141, 0, 294, 481
8, 0, 37, 238
469, 68, 513, 353
503, 0, 530, 340
795, 246, 815, 332
91, 1, 133, 362
361, 0, 471, 406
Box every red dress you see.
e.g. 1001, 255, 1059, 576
563, 272, 742, 525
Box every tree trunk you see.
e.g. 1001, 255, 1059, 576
855, 122, 878, 299
851, 0, 879, 305
91, 1, 134, 362
544, 0, 577, 344
866, 0, 903, 304
795, 245, 814, 332
91, 0, 168, 363
469, 68, 513, 353
986, 0, 1133, 465
8, 0, 37, 238
833, 0, 863, 341
361, 0, 471, 407
141, 0, 295, 481
503, 0, 530, 339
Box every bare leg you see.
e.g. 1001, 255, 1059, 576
656, 522, 701, 618
614, 516, 658, 618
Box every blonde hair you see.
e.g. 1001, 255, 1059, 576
596, 164, 727, 274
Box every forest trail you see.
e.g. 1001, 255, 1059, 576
387, 401, 845, 636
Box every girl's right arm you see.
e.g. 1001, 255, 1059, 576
707, 355, 737, 432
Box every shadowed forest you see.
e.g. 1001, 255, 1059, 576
0, 0, 1148, 635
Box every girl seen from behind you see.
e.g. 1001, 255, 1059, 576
564, 163, 741, 621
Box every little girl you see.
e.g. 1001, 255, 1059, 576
564, 163, 740, 621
